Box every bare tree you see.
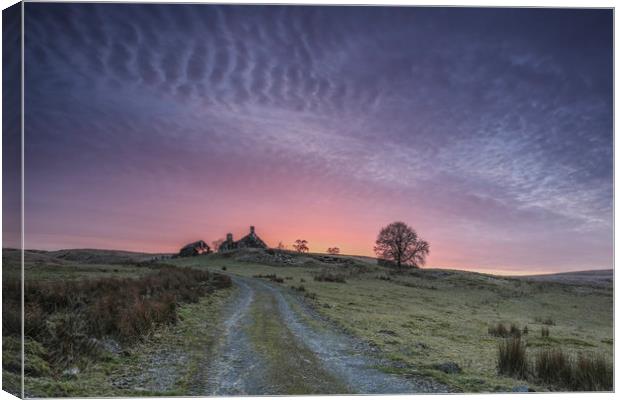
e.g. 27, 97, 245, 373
276, 241, 287, 250
293, 239, 309, 253
212, 238, 225, 252
327, 247, 340, 255
374, 222, 429, 269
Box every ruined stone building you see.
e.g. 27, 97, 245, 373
218, 226, 267, 252
178, 240, 211, 257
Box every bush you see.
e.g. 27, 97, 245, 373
497, 337, 528, 379
314, 271, 346, 283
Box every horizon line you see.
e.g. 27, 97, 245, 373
4, 246, 612, 277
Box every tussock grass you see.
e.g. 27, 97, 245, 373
573, 352, 613, 391
253, 273, 284, 283
497, 337, 528, 379
488, 323, 521, 338
313, 270, 346, 283
533, 349, 612, 391
535, 316, 555, 325
174, 255, 613, 392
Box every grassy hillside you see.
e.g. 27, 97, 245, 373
174, 249, 613, 392
2, 249, 229, 397
3, 248, 612, 395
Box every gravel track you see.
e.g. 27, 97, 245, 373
203, 275, 450, 395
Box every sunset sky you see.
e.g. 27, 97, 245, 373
15, 4, 612, 274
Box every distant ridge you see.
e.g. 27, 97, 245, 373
515, 269, 612, 287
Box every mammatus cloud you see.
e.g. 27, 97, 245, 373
23, 5, 612, 273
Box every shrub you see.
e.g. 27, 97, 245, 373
497, 337, 528, 379
377, 258, 399, 268
314, 271, 346, 283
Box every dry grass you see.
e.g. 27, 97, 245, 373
533, 348, 612, 391
4, 266, 231, 369
253, 273, 284, 283
573, 352, 613, 391
313, 270, 347, 283
488, 323, 521, 338
497, 337, 528, 379
534, 348, 571, 387
173, 252, 613, 392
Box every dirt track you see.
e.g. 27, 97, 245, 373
198, 275, 449, 395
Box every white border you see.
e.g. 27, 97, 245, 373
0, 1, 616, 400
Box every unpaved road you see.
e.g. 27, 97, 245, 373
196, 275, 450, 395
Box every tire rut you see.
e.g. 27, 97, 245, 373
202, 275, 450, 395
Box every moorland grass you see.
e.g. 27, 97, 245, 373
174, 253, 612, 392
497, 337, 528, 379
3, 266, 231, 371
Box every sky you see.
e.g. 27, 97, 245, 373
12, 4, 613, 274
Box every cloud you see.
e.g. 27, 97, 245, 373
22, 4, 613, 269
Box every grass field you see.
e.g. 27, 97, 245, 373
174, 250, 613, 392
2, 249, 232, 397
3, 248, 613, 395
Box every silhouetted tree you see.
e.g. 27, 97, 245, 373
327, 247, 340, 255
276, 241, 287, 250
293, 239, 309, 253
212, 238, 225, 252
374, 222, 429, 269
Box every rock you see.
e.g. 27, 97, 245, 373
99, 338, 122, 355
62, 367, 79, 378
434, 362, 462, 374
